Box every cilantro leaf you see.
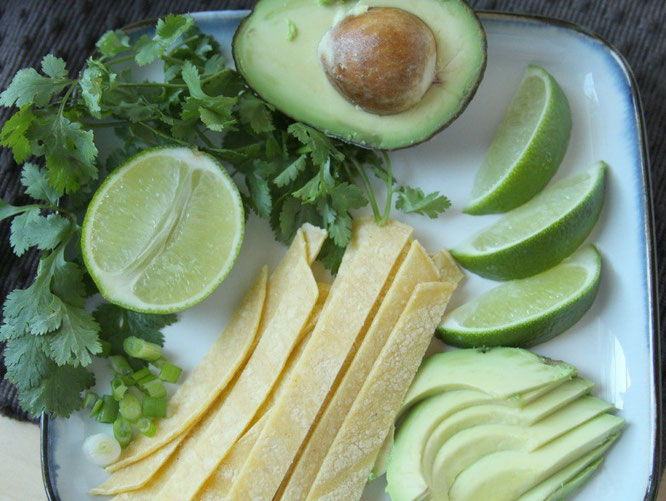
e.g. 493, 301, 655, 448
96, 30, 130, 58
0, 199, 32, 223
31, 113, 98, 194
21, 163, 59, 204
181, 61, 236, 131
10, 210, 71, 256
3, 335, 51, 391
42, 306, 101, 367
19, 363, 95, 418
274, 155, 306, 187
246, 171, 272, 218
395, 187, 451, 218
0, 105, 36, 163
1, 283, 61, 337
79, 60, 104, 117
0, 57, 69, 107
134, 14, 194, 66
288, 123, 344, 166
238, 94, 274, 134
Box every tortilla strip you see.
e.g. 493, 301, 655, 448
430, 249, 464, 285
196, 414, 269, 501
196, 283, 329, 500
108, 279, 329, 501
154, 228, 325, 500
280, 241, 440, 500
93, 268, 268, 493
227, 219, 413, 501
306, 281, 456, 500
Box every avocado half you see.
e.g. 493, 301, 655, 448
232, 0, 487, 150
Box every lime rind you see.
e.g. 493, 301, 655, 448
452, 162, 606, 280
464, 65, 572, 215
82, 146, 244, 314
438, 245, 601, 348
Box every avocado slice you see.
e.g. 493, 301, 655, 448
429, 396, 614, 498
422, 378, 594, 482
401, 348, 577, 413
446, 414, 624, 501
233, 0, 487, 150
368, 424, 394, 481
517, 438, 615, 501
387, 378, 593, 501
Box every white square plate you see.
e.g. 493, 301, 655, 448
42, 10, 661, 501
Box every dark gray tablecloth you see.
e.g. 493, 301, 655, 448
0, 0, 664, 475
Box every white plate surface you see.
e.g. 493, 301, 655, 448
44, 10, 659, 501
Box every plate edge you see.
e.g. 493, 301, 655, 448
39, 9, 662, 501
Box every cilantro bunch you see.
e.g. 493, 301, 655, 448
0, 15, 449, 418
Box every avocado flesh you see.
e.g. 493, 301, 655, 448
429, 396, 614, 499
517, 439, 615, 501
446, 414, 624, 501
401, 348, 577, 414
233, 0, 486, 150
387, 378, 593, 501
422, 379, 594, 482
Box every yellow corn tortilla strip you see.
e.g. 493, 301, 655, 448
196, 283, 329, 501
154, 227, 326, 500
197, 413, 269, 501
227, 219, 413, 501
280, 241, 439, 500
369, 424, 394, 481
107, 280, 329, 500
97, 266, 268, 483
306, 281, 456, 501
431, 249, 464, 285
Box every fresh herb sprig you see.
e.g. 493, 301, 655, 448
0, 14, 449, 418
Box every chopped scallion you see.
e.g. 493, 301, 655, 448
119, 394, 142, 422
143, 379, 166, 399
124, 336, 162, 361
109, 355, 133, 376
111, 377, 128, 401
97, 395, 119, 424
136, 417, 157, 437
142, 397, 167, 418
159, 362, 182, 384
83, 392, 99, 409
113, 416, 133, 448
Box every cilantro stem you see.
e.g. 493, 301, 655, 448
195, 127, 215, 148
105, 54, 135, 67
350, 157, 382, 223
58, 83, 76, 116
117, 81, 187, 89
82, 120, 131, 128
138, 122, 190, 146
378, 152, 393, 226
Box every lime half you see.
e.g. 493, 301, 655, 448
452, 162, 606, 280
438, 245, 601, 347
82, 147, 244, 313
464, 65, 571, 214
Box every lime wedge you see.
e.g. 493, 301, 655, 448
82, 147, 244, 313
438, 245, 601, 347
452, 162, 606, 280
465, 65, 571, 215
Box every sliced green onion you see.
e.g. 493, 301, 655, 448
136, 417, 157, 437
159, 362, 182, 384
97, 395, 119, 424
113, 416, 133, 448
119, 394, 142, 422
142, 397, 167, 418
132, 367, 152, 384
142, 379, 166, 399
124, 336, 162, 362
83, 392, 99, 409
150, 357, 167, 369
98, 340, 112, 358
109, 355, 133, 376
111, 377, 128, 401
89, 398, 103, 419
83, 433, 121, 466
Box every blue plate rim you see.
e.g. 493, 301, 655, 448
39, 9, 662, 501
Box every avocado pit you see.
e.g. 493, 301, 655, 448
319, 7, 437, 115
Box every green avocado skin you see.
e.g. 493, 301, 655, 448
232, 0, 488, 150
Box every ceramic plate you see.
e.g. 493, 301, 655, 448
41, 10, 661, 501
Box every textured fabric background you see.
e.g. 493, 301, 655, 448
0, 0, 663, 456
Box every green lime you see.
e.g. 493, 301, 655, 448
452, 162, 606, 280
464, 65, 572, 215
438, 245, 601, 347
82, 147, 244, 314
